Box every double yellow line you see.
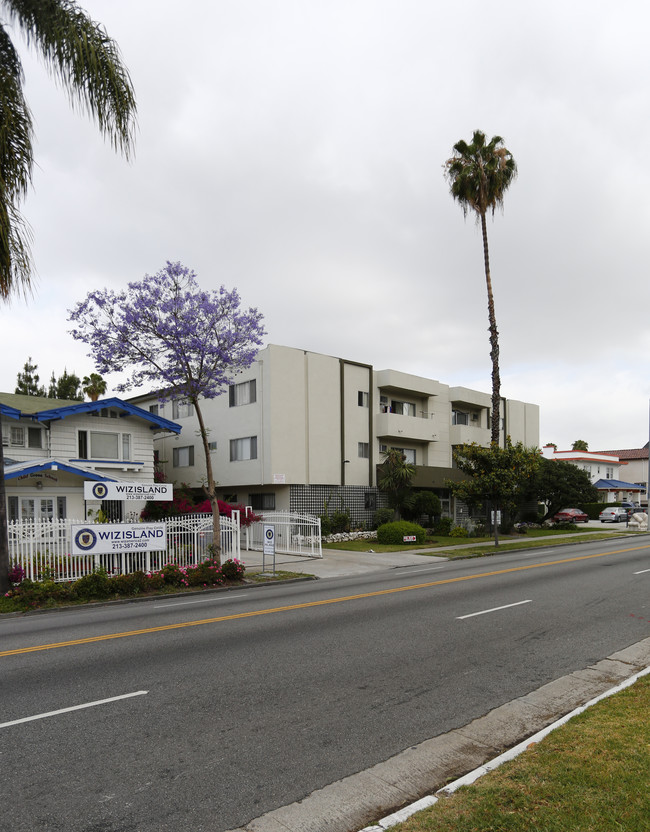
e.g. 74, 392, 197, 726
2, 544, 648, 658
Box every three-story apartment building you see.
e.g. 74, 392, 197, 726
129, 344, 539, 525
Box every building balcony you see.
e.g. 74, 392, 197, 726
449, 424, 491, 446
375, 411, 438, 443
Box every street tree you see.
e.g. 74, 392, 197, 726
48, 368, 83, 400
572, 439, 589, 451
82, 373, 107, 401
450, 439, 540, 545
444, 130, 517, 445
15, 355, 45, 396
0, 0, 136, 594
377, 448, 416, 519
68, 261, 266, 565
533, 457, 598, 520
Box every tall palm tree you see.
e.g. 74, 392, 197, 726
0, 0, 137, 299
444, 130, 517, 446
0, 0, 136, 593
82, 372, 107, 401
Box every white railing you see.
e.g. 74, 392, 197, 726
7, 512, 241, 582
244, 511, 322, 558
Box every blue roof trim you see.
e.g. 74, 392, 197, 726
5, 461, 119, 481
30, 397, 182, 434
593, 478, 643, 490
0, 403, 21, 420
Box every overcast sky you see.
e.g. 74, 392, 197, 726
1, 0, 649, 452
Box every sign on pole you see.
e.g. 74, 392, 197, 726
84, 481, 173, 502
71, 522, 166, 555
263, 523, 276, 574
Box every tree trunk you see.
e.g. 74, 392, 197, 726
480, 212, 501, 447
194, 400, 222, 566
0, 417, 9, 594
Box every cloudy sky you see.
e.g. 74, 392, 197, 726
1, 0, 648, 452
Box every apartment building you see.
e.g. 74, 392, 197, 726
129, 344, 539, 525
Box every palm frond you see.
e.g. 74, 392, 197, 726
0, 23, 33, 298
3, 0, 137, 158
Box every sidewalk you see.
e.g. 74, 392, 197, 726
238, 525, 637, 580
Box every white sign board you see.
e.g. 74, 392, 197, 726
263, 524, 276, 555
84, 481, 173, 502
71, 523, 166, 555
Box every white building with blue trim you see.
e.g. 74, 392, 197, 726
1, 393, 181, 522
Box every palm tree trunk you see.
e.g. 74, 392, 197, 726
193, 400, 222, 566
480, 212, 501, 447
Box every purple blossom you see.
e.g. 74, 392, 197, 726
67, 261, 266, 402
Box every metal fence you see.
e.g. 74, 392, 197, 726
244, 511, 322, 558
7, 512, 241, 582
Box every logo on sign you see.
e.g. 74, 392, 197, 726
403, 535, 417, 542
75, 528, 98, 551
265, 528, 274, 541
91, 483, 108, 500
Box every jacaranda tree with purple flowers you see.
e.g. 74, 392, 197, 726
68, 261, 266, 565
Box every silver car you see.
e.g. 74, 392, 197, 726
599, 506, 629, 523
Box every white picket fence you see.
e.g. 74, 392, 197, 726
8, 512, 241, 582
244, 511, 322, 558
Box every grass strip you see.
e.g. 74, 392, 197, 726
395, 675, 650, 832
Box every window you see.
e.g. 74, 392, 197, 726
358, 442, 369, 458
10, 426, 25, 446
452, 410, 469, 426
172, 446, 195, 467
606, 467, 614, 479
149, 404, 159, 416
358, 391, 369, 407
172, 399, 194, 419
77, 430, 131, 460
208, 441, 217, 451
229, 379, 256, 407
230, 436, 257, 461
28, 427, 42, 449
391, 400, 416, 417
248, 493, 275, 510
391, 446, 416, 464
364, 492, 377, 510
91, 431, 119, 459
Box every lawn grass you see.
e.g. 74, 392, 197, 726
322, 528, 637, 557
394, 675, 650, 832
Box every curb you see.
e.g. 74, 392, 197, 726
360, 663, 650, 831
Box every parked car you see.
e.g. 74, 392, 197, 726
553, 508, 589, 523
599, 507, 629, 523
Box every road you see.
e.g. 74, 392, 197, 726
1, 536, 649, 831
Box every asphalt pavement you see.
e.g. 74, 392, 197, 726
228, 529, 650, 832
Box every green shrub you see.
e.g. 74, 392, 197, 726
471, 524, 487, 537
433, 516, 453, 536
320, 514, 333, 536
553, 521, 578, 531
376, 521, 426, 545
161, 562, 184, 586
449, 526, 469, 538
109, 570, 148, 596
72, 567, 111, 600
146, 572, 166, 590
581, 502, 606, 520
372, 508, 394, 529
330, 511, 351, 533
221, 558, 245, 580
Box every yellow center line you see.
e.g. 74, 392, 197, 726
2, 543, 648, 658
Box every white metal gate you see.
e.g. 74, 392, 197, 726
8, 512, 241, 582
245, 511, 322, 558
